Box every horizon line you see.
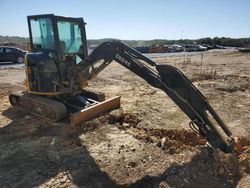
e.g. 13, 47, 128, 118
0, 35, 250, 41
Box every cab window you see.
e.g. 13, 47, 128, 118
57, 21, 83, 54
30, 18, 55, 49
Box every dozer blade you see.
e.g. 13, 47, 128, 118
69, 96, 121, 126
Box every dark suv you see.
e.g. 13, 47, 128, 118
0, 46, 27, 63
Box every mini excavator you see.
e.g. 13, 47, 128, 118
9, 14, 236, 153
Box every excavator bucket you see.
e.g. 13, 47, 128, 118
69, 96, 121, 126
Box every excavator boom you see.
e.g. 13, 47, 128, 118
76, 41, 235, 153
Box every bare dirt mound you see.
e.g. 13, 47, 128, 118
73, 111, 250, 187
108, 112, 207, 152
105, 111, 250, 175
237, 137, 250, 174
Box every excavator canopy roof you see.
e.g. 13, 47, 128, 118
27, 14, 88, 59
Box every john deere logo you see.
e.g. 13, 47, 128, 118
115, 53, 131, 67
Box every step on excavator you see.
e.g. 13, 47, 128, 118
9, 14, 237, 153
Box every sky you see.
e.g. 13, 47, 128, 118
0, 0, 249, 40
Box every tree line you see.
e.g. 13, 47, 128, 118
1, 35, 249, 48
88, 37, 250, 48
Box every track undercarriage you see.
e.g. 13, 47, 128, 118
9, 91, 120, 126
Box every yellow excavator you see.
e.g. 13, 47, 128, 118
9, 14, 236, 153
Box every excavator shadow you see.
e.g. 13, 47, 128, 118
0, 107, 118, 187
0, 107, 241, 187
123, 149, 241, 188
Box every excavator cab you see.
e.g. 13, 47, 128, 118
28, 14, 87, 62
26, 14, 88, 94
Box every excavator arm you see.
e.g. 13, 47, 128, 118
77, 40, 235, 153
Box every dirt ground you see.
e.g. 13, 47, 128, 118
0, 49, 249, 187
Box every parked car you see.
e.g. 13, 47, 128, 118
0, 46, 27, 63
184, 44, 207, 52
196, 45, 208, 51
